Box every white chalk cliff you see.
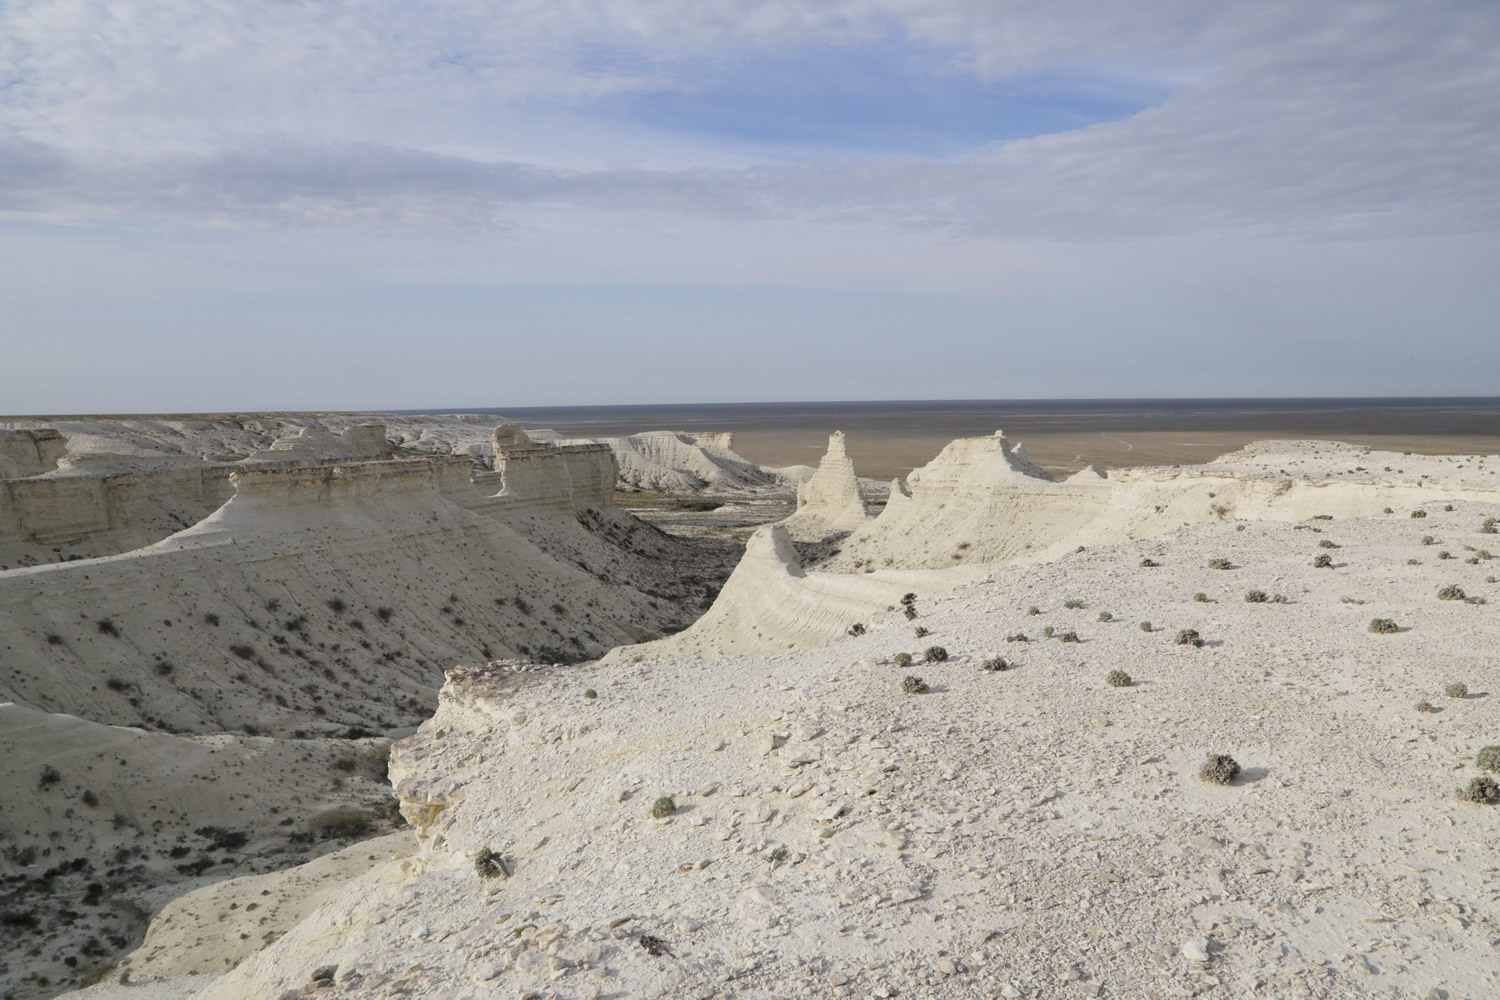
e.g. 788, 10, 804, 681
778, 431, 872, 541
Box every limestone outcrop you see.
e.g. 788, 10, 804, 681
778, 431, 871, 541
0, 454, 721, 737
557, 429, 783, 492
602, 524, 986, 663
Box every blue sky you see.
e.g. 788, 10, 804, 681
1, 1, 1497, 412
611, 41, 1175, 156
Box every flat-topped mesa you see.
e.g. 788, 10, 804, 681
241, 423, 392, 464
0, 428, 67, 478
488, 426, 617, 513
780, 431, 871, 541
222, 457, 457, 513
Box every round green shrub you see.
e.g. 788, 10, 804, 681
651, 796, 677, 819
893, 652, 913, 667
1105, 669, 1132, 687
923, 646, 948, 663
1475, 746, 1500, 772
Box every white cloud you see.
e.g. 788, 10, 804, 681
1, 1, 1495, 242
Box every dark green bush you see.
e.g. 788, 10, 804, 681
980, 657, 1009, 672
651, 796, 677, 819
901, 675, 929, 694
1438, 585, 1466, 601
893, 652, 913, 667
1176, 629, 1204, 647
923, 646, 948, 663
1312, 554, 1332, 568
1245, 590, 1268, 603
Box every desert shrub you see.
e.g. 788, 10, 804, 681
914, 626, 930, 638
1438, 585, 1466, 601
1383, 507, 1393, 514
1192, 592, 1208, 602
893, 652, 913, 667
1421, 535, 1435, 545
1140, 558, 1160, 567
1042, 626, 1055, 637
375, 607, 394, 622
1176, 629, 1204, 647
1106, 669, 1132, 688
1438, 551, 1454, 560
1097, 611, 1113, 622
105, 677, 129, 692
315, 812, 372, 840
847, 623, 866, 637
81, 790, 99, 807
1199, 754, 1241, 785
195, 826, 249, 851
1207, 558, 1232, 570
980, 657, 1009, 672
1318, 539, 1339, 549
474, 847, 508, 880
1445, 682, 1469, 699
650, 796, 677, 819
1245, 590, 1268, 603
1368, 618, 1399, 634
903, 605, 918, 620
923, 646, 948, 663
38, 765, 61, 788
1460, 777, 1499, 804
203, 612, 220, 626
1411, 509, 1427, 519
45, 634, 62, 646
1312, 554, 1333, 568
1027, 606, 1041, 616
96, 618, 119, 637
1139, 621, 1152, 632
584, 689, 598, 699
1466, 595, 1488, 605
1063, 598, 1084, 609
1415, 700, 1436, 713
1059, 631, 1080, 643
901, 675, 929, 694
900, 592, 917, 608
1005, 633, 1028, 643
229, 645, 254, 659
1476, 746, 1500, 772
326, 598, 347, 613
1444, 504, 1455, 512
1481, 518, 1497, 534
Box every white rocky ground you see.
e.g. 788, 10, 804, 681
54, 439, 1498, 1000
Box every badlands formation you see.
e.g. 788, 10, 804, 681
2, 419, 1497, 1000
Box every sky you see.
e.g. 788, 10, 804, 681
2, 1, 1498, 412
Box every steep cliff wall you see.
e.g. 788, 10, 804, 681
0, 428, 66, 477
0, 456, 694, 737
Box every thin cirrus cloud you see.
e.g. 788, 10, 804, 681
0, 0, 1494, 242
